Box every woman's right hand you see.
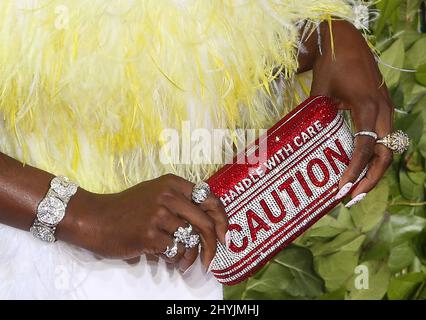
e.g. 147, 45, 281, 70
58, 174, 228, 273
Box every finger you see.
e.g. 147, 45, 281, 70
124, 257, 141, 265
159, 232, 186, 265
154, 204, 201, 271
157, 209, 188, 235
163, 194, 217, 271
199, 195, 228, 245
145, 224, 183, 259
338, 101, 378, 189
351, 96, 394, 196
178, 246, 199, 274
168, 175, 228, 245
145, 254, 159, 263
350, 144, 393, 196
157, 210, 201, 272
167, 174, 195, 199
339, 135, 375, 188
159, 211, 198, 273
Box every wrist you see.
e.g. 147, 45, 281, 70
55, 187, 98, 248
297, 20, 355, 74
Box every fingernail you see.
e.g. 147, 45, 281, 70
182, 262, 196, 276
225, 230, 232, 250
345, 193, 367, 208
335, 182, 353, 200
206, 259, 215, 274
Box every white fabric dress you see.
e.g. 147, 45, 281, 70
0, 225, 221, 299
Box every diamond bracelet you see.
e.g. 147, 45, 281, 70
30, 175, 78, 243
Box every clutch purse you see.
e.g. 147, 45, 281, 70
207, 95, 364, 285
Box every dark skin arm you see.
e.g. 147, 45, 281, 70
0, 152, 68, 231
298, 20, 393, 204
0, 151, 228, 273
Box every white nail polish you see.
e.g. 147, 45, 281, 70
335, 182, 353, 200
225, 230, 232, 250
345, 193, 367, 208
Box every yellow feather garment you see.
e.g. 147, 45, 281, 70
0, 0, 354, 193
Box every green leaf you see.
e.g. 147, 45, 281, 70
387, 272, 426, 300
315, 251, 360, 292
223, 280, 247, 300
388, 242, 416, 272
419, 133, 426, 158
413, 228, 426, 264
375, 0, 404, 36
406, 37, 426, 69
336, 206, 356, 229
301, 215, 347, 239
406, 150, 425, 172
241, 263, 302, 300
362, 213, 426, 262
361, 218, 393, 261
313, 230, 366, 292
396, 112, 424, 145
399, 169, 424, 201
399, 73, 426, 111
317, 287, 346, 300
415, 63, 426, 86
361, 244, 389, 262
271, 247, 324, 298
310, 231, 363, 256
349, 180, 389, 233
407, 170, 426, 185
390, 214, 426, 245
379, 39, 405, 89
400, 30, 423, 49
234, 245, 325, 300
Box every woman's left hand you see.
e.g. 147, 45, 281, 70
299, 20, 394, 207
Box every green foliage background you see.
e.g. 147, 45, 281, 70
224, 0, 426, 300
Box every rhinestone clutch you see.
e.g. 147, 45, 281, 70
207, 96, 364, 285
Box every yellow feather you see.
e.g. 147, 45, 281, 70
0, 0, 354, 193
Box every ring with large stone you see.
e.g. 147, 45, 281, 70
174, 224, 200, 249
192, 181, 211, 204
163, 240, 179, 259
376, 130, 410, 154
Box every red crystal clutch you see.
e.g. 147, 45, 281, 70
207, 96, 363, 285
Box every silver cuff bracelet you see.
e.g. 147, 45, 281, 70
30, 175, 78, 243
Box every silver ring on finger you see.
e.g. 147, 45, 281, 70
184, 234, 200, 249
192, 181, 210, 204
163, 240, 179, 259
174, 224, 200, 249
354, 131, 378, 141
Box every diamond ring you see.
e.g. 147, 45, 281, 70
354, 130, 378, 140
174, 224, 200, 249
163, 240, 179, 259
192, 181, 211, 204
376, 130, 410, 154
